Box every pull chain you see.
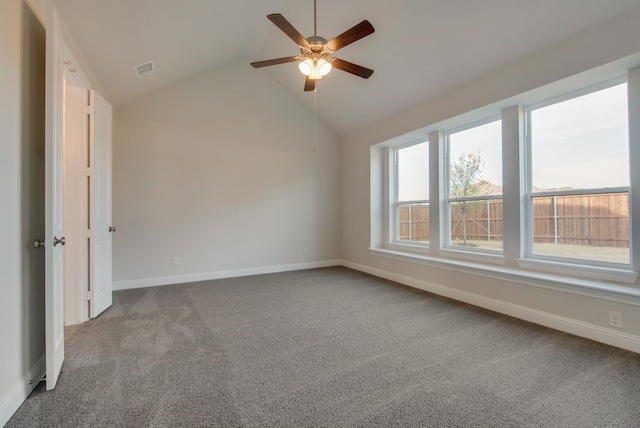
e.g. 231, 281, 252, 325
314, 88, 318, 152
313, 0, 319, 151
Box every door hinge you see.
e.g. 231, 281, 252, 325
88, 290, 93, 301
85, 105, 94, 115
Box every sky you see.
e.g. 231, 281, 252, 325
531, 83, 629, 190
398, 83, 629, 201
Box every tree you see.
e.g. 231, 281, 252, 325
450, 152, 485, 245
450, 152, 484, 199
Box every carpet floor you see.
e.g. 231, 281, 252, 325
7, 267, 640, 427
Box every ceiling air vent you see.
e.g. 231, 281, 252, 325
135, 61, 155, 77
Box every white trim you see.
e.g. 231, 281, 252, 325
0, 355, 45, 427
342, 260, 640, 354
628, 67, 640, 271
530, 186, 629, 198
369, 247, 640, 305
429, 131, 445, 249
113, 260, 342, 291
501, 105, 526, 261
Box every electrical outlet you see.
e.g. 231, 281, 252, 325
608, 311, 623, 328
172, 257, 180, 266
303, 247, 309, 255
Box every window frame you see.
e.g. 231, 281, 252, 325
524, 78, 632, 269
444, 116, 504, 255
391, 139, 431, 248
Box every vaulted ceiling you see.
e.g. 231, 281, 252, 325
53, 0, 640, 137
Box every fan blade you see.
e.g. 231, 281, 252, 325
326, 20, 374, 52
304, 77, 316, 92
330, 58, 374, 79
268, 14, 310, 48
251, 56, 300, 68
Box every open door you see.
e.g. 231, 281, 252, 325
45, 4, 66, 390
90, 90, 113, 318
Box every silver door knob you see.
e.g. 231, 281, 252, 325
53, 236, 66, 247
109, 226, 116, 232
34, 239, 45, 248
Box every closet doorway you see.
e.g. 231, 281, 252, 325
45, 4, 113, 390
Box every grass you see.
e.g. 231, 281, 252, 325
531, 242, 629, 264
453, 239, 629, 264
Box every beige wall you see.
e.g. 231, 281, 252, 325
0, 0, 46, 422
113, 60, 341, 285
341, 7, 640, 349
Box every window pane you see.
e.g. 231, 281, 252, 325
449, 120, 503, 197
448, 120, 503, 250
398, 142, 429, 202
449, 199, 503, 250
531, 84, 629, 190
398, 203, 429, 242
530, 84, 630, 264
531, 192, 629, 264
397, 142, 429, 243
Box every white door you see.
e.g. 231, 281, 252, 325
45, 4, 66, 390
90, 90, 113, 318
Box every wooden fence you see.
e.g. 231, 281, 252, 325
399, 192, 629, 248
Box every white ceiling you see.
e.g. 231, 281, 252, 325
53, 0, 640, 137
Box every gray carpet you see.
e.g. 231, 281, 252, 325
7, 267, 640, 427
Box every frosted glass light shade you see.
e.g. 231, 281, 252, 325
317, 58, 332, 76
299, 58, 314, 76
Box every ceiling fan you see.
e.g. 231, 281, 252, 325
250, 0, 375, 92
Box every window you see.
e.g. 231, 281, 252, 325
374, 72, 639, 285
396, 141, 429, 244
446, 120, 503, 252
527, 83, 630, 265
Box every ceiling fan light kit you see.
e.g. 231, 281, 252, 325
299, 57, 332, 79
251, 0, 374, 91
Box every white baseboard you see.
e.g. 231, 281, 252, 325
342, 260, 640, 354
0, 355, 45, 427
113, 260, 342, 291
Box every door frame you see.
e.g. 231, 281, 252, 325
62, 71, 90, 326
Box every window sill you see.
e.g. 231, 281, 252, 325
387, 241, 431, 256
438, 248, 505, 265
369, 247, 640, 305
516, 258, 639, 285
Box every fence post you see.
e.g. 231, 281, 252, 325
553, 196, 558, 245
408, 205, 412, 241
487, 200, 491, 241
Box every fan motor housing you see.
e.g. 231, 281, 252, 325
306, 36, 329, 53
